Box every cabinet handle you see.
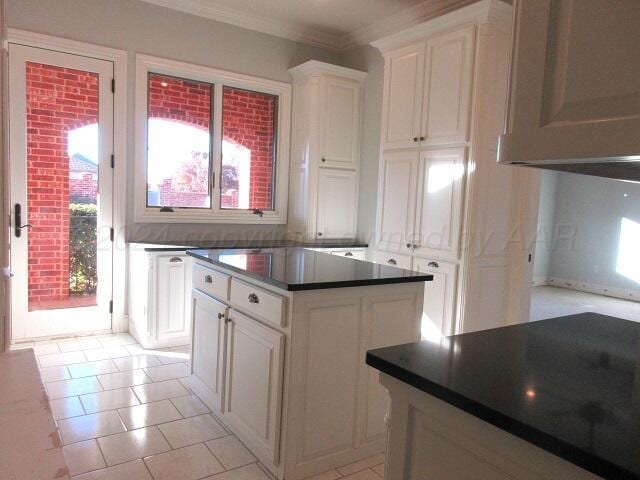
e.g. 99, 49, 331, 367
169, 257, 183, 263
344, 251, 353, 257
248, 293, 260, 304
420, 136, 425, 141
427, 261, 439, 268
217, 312, 225, 320
204, 274, 213, 284
387, 259, 397, 266
413, 137, 418, 142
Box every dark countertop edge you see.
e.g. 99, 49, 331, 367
127, 240, 369, 252
365, 351, 636, 480
187, 250, 433, 291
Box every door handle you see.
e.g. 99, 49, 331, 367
14, 204, 33, 238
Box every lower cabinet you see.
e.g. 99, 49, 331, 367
413, 258, 457, 338
372, 250, 413, 269
316, 168, 357, 239
224, 309, 285, 464
191, 290, 227, 413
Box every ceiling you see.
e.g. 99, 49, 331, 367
138, 0, 478, 50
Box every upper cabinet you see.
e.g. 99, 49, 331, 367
288, 61, 366, 241
380, 26, 475, 150
498, 0, 640, 166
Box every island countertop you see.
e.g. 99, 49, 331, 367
186, 247, 432, 291
366, 312, 640, 480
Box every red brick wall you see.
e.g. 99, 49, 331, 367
222, 87, 276, 210
70, 173, 98, 202
147, 73, 211, 129
26, 62, 98, 308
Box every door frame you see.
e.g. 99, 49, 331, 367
3, 29, 127, 344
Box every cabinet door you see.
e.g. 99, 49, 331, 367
381, 43, 425, 149
225, 310, 284, 463
413, 258, 457, 339
191, 290, 227, 412
421, 25, 475, 145
413, 148, 466, 260
321, 77, 361, 169
156, 255, 192, 342
316, 168, 357, 239
499, 1, 640, 167
377, 151, 419, 253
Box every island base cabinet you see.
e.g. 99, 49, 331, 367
380, 374, 602, 480
225, 310, 284, 466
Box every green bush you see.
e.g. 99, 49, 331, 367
69, 203, 97, 295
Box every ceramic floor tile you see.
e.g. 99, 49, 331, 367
72, 459, 152, 480
98, 334, 137, 348
131, 379, 189, 403
46, 376, 103, 399
371, 463, 384, 477
58, 338, 102, 352
118, 399, 182, 430
97, 369, 152, 390
144, 443, 224, 480
203, 463, 271, 480
68, 360, 120, 378
32, 342, 62, 355
143, 362, 190, 382
98, 426, 170, 466
340, 469, 381, 480
113, 354, 162, 372
158, 414, 227, 449
63, 438, 107, 476
301, 470, 342, 480
40, 365, 71, 382
336, 454, 385, 476
50, 395, 85, 420
80, 387, 140, 414
58, 410, 126, 444
84, 346, 131, 362
170, 394, 210, 417
39, 350, 87, 368
206, 435, 256, 470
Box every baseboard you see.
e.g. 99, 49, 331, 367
536, 276, 640, 302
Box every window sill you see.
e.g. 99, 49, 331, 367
133, 208, 287, 224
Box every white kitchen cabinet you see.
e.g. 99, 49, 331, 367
376, 151, 419, 254
316, 168, 357, 240
372, 250, 413, 269
381, 43, 425, 149
191, 289, 227, 412
225, 309, 284, 464
329, 249, 366, 260
413, 258, 457, 338
413, 148, 466, 260
128, 245, 192, 349
498, 0, 640, 170
288, 61, 366, 241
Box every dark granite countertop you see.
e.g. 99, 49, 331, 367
366, 313, 640, 480
186, 247, 432, 291
128, 239, 368, 252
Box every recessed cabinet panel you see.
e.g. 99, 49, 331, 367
225, 310, 284, 463
382, 43, 425, 149
377, 151, 420, 253
191, 290, 227, 412
414, 148, 466, 260
321, 78, 360, 169
413, 258, 457, 338
156, 255, 191, 340
316, 169, 357, 240
422, 25, 475, 145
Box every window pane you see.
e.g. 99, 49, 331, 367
221, 86, 277, 211
147, 73, 212, 208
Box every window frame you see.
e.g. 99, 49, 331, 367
134, 54, 291, 223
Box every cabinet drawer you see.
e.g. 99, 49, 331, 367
193, 263, 230, 300
372, 250, 413, 270
230, 279, 285, 327
330, 249, 366, 260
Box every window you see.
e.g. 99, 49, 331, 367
135, 55, 291, 223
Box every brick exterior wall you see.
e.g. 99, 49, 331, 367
26, 62, 98, 308
222, 86, 276, 210
70, 173, 98, 202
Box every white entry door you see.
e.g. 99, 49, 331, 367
9, 44, 114, 340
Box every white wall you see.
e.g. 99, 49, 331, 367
532, 171, 558, 283
5, 0, 344, 243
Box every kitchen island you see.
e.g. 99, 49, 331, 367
184, 247, 432, 480
367, 312, 639, 480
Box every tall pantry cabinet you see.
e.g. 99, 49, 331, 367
372, 0, 531, 334
288, 61, 366, 241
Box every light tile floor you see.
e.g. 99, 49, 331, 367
12, 333, 385, 480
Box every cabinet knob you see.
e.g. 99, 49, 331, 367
321, 157, 326, 162
217, 312, 225, 320
427, 261, 439, 268
169, 256, 183, 263
420, 136, 425, 141
204, 274, 213, 284
248, 293, 260, 304
317, 232, 323, 237
413, 244, 419, 249
387, 258, 397, 266
344, 251, 353, 257
413, 137, 418, 142
406, 243, 412, 249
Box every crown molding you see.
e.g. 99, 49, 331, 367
137, 0, 344, 50
289, 60, 367, 82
